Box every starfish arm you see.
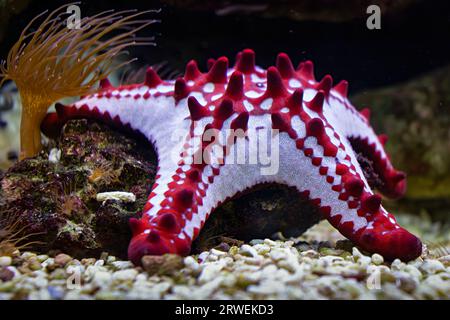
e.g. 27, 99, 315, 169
41, 76, 185, 142
277, 127, 421, 262
325, 95, 406, 199
127, 147, 195, 263
127, 114, 265, 263
267, 88, 422, 262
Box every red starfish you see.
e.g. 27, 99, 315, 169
42, 49, 422, 264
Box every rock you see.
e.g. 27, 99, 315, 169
0, 119, 157, 259
141, 254, 185, 276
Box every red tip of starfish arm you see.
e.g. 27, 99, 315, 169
128, 229, 190, 265
358, 227, 422, 262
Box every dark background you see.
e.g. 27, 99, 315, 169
1, 0, 450, 94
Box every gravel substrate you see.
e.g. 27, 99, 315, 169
0, 215, 448, 300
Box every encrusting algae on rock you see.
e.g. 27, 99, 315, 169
0, 4, 156, 159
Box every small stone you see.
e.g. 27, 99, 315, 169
198, 251, 210, 262
319, 247, 342, 256
81, 258, 97, 266
396, 276, 417, 293
94, 260, 105, 267
214, 242, 230, 252
210, 249, 227, 256
239, 245, 258, 257
300, 249, 320, 259
95, 291, 119, 300
28, 257, 42, 271
420, 260, 446, 274
0, 281, 15, 293
111, 260, 133, 270
96, 191, 136, 203
21, 252, 36, 260
404, 265, 422, 279
54, 254, 73, 267
141, 254, 184, 276
296, 242, 313, 252
0, 267, 14, 282
48, 148, 61, 163
352, 247, 363, 258
249, 239, 264, 245
43, 258, 57, 271
0, 256, 12, 267
263, 239, 276, 246
437, 255, 450, 263
135, 273, 147, 282
112, 269, 138, 282
36, 255, 49, 263
183, 256, 200, 273
391, 258, 404, 268
229, 246, 239, 256
47, 286, 65, 299
371, 254, 384, 265
92, 271, 112, 287
49, 268, 67, 280
198, 264, 224, 284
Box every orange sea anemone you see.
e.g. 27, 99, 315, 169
0, 3, 157, 159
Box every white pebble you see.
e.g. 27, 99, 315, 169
239, 245, 258, 258
111, 260, 134, 270
371, 254, 384, 265
112, 269, 138, 282
96, 191, 136, 203
92, 271, 112, 287
48, 148, 61, 163
0, 256, 12, 267
420, 260, 446, 274
198, 264, 224, 284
